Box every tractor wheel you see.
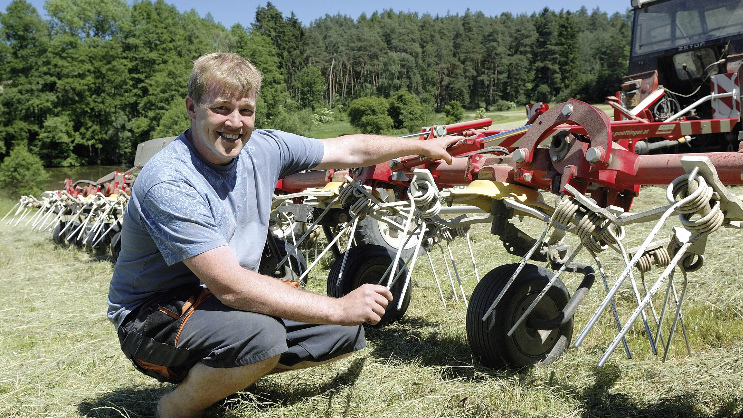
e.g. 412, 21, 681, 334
466, 263, 572, 369
327, 244, 411, 327
110, 232, 122, 263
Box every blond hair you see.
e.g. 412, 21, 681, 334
188, 52, 263, 104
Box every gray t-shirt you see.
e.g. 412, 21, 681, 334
107, 129, 324, 328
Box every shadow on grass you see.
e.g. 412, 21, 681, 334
77, 358, 368, 418
364, 316, 520, 382
563, 364, 743, 418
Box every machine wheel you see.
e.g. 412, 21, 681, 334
354, 215, 424, 259
258, 237, 308, 283
466, 263, 572, 369
327, 244, 411, 327
110, 232, 122, 263
85, 228, 109, 255
52, 222, 66, 245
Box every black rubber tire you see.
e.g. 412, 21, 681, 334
85, 228, 109, 255
466, 263, 572, 369
258, 238, 308, 282
110, 232, 122, 263
327, 244, 412, 327
52, 222, 66, 245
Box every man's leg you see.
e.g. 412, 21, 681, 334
157, 354, 280, 418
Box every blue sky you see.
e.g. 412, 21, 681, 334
2, 0, 630, 27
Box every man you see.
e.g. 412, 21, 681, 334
107, 52, 458, 417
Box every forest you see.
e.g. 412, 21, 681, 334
0, 0, 631, 167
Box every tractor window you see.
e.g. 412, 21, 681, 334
633, 0, 743, 55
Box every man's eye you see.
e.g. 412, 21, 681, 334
240, 109, 254, 116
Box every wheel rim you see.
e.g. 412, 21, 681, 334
376, 216, 419, 250
510, 289, 562, 358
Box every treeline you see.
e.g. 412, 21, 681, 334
0, 0, 631, 167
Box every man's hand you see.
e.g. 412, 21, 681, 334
419, 135, 463, 164
336, 284, 394, 325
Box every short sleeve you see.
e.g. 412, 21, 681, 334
139, 181, 228, 265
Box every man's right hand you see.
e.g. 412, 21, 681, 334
336, 284, 394, 326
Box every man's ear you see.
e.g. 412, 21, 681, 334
186, 97, 197, 121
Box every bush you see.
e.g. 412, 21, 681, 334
0, 143, 50, 197
444, 100, 464, 124
493, 100, 517, 111
388, 89, 426, 132
348, 97, 393, 134
270, 109, 315, 136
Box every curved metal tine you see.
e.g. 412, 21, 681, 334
12, 206, 32, 227
295, 220, 353, 284
445, 239, 468, 307
668, 269, 691, 358
334, 216, 360, 287
574, 193, 694, 349
396, 222, 428, 310
465, 230, 480, 281
437, 242, 459, 302
507, 242, 584, 337
383, 221, 423, 288
655, 268, 675, 360
275, 194, 341, 269
31, 200, 56, 229
639, 272, 666, 350
385, 198, 416, 289
58, 203, 86, 236
69, 201, 98, 242
25, 201, 47, 226
611, 229, 660, 355
426, 250, 447, 307
589, 250, 632, 359
597, 238, 695, 367
481, 195, 564, 322
1, 201, 20, 222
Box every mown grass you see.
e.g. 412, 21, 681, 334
2, 181, 743, 417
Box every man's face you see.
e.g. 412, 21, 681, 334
186, 84, 257, 165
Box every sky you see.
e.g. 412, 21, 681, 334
1, 0, 630, 28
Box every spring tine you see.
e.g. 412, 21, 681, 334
437, 243, 459, 302
1, 201, 20, 222
426, 251, 447, 307
445, 240, 468, 307
385, 199, 416, 289
465, 230, 480, 281
592, 253, 632, 359
12, 207, 32, 227
597, 239, 694, 367
574, 198, 683, 348
275, 194, 340, 269
396, 222, 427, 310
295, 221, 353, 284
334, 216, 359, 288
612, 231, 659, 355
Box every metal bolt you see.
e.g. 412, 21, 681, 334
562, 104, 574, 117
586, 147, 603, 164
523, 172, 533, 182
512, 148, 529, 164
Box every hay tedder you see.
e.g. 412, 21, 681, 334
7, 0, 743, 370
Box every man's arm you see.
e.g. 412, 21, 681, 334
183, 245, 393, 326
313, 134, 461, 170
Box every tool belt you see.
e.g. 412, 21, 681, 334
118, 285, 212, 383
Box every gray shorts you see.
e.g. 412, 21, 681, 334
117, 285, 366, 383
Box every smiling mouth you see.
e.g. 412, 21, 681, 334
219, 132, 242, 142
